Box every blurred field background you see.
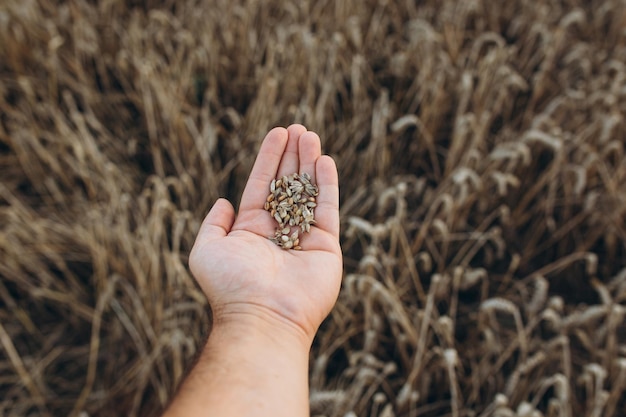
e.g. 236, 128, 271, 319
1, 0, 626, 416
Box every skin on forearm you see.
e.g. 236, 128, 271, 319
162, 309, 313, 417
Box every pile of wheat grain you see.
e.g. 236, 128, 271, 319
1, 0, 625, 416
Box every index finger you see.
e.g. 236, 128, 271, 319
239, 127, 288, 212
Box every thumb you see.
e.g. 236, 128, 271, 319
194, 198, 236, 245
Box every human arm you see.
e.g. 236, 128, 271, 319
162, 125, 342, 417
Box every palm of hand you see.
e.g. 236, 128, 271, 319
189, 126, 342, 340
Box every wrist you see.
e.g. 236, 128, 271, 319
210, 303, 314, 352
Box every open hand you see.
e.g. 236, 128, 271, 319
189, 125, 342, 344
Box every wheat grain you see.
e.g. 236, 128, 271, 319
265, 173, 318, 250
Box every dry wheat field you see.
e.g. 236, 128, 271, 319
1, 0, 626, 416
